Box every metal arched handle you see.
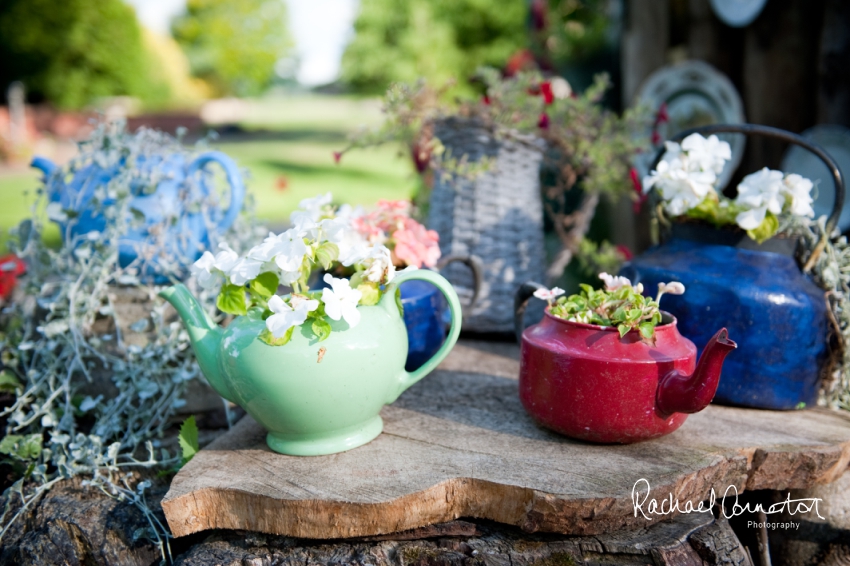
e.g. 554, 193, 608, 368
186, 151, 246, 232
435, 253, 483, 317
650, 124, 846, 236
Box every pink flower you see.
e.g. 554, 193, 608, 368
392, 218, 441, 268
538, 112, 550, 129
377, 199, 411, 214
333, 151, 342, 164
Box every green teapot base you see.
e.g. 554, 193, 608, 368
265, 415, 384, 456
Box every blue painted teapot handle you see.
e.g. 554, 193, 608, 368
186, 151, 245, 231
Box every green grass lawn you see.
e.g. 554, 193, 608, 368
0, 94, 416, 250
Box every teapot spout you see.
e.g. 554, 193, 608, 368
656, 328, 737, 418
159, 283, 233, 402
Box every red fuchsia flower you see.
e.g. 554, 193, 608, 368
482, 95, 491, 106
0, 254, 26, 302
630, 167, 648, 213
651, 130, 662, 145
538, 112, 550, 129
615, 245, 634, 261
655, 102, 669, 125
333, 151, 343, 164
541, 82, 554, 105
392, 218, 441, 268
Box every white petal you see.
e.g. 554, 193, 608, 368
736, 206, 767, 230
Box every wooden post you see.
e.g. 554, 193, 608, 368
617, 0, 670, 252
818, 0, 850, 126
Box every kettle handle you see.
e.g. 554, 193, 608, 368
514, 281, 547, 344
186, 151, 246, 231
650, 123, 846, 237
386, 269, 462, 403
434, 253, 483, 317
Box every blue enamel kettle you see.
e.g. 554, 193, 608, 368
32, 150, 244, 282
622, 124, 844, 410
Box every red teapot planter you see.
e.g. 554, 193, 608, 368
514, 282, 737, 444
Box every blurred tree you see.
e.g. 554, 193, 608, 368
0, 0, 167, 109
341, 0, 528, 95
172, 0, 292, 97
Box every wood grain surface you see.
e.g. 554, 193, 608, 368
162, 340, 850, 539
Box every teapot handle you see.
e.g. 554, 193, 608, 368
187, 151, 246, 231
514, 281, 547, 344
434, 253, 483, 317
386, 269, 462, 403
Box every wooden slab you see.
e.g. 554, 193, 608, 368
162, 340, 850, 539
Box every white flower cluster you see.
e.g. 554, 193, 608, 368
643, 134, 815, 232
643, 134, 731, 216
190, 193, 401, 342
734, 169, 814, 230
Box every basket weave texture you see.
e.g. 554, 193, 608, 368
428, 117, 546, 332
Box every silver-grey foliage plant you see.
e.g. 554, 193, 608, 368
791, 217, 850, 411
0, 122, 261, 562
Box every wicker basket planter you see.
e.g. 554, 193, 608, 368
428, 117, 546, 332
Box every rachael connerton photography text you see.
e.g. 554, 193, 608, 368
631, 479, 824, 521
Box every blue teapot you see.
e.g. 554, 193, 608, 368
622, 124, 844, 410
32, 151, 245, 282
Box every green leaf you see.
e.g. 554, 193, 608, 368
315, 242, 340, 270
617, 323, 630, 338
178, 416, 200, 465
260, 326, 295, 346
217, 284, 248, 316
746, 211, 780, 244
638, 322, 655, 340
0, 370, 22, 393
0, 434, 42, 461
626, 308, 642, 322
250, 272, 279, 299
357, 282, 381, 306
311, 319, 332, 342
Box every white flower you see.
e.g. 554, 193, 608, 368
644, 159, 717, 215
213, 243, 240, 273
228, 257, 264, 286
299, 192, 333, 217
680, 133, 732, 174
533, 287, 565, 303
337, 232, 371, 266
191, 251, 219, 289
735, 206, 769, 230
191, 244, 239, 289
734, 168, 786, 230
363, 245, 395, 283
290, 212, 320, 238
599, 272, 632, 291
658, 281, 686, 295
290, 192, 333, 232
783, 173, 815, 218
265, 294, 319, 339
321, 273, 362, 327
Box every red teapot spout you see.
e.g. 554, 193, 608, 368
656, 328, 737, 418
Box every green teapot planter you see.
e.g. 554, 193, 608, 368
160, 270, 462, 456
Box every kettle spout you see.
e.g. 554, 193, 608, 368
656, 328, 737, 418
159, 283, 234, 402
